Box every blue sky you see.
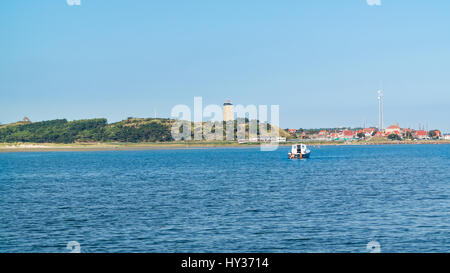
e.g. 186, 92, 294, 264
1, 0, 449, 132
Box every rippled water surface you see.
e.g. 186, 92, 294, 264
0, 145, 449, 252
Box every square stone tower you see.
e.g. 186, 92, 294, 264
223, 100, 234, 122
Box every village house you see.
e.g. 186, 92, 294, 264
312, 130, 330, 140
330, 132, 339, 140
363, 128, 376, 137
385, 123, 402, 136
414, 130, 428, 140
339, 130, 355, 140
355, 129, 364, 138
428, 130, 441, 139
402, 128, 412, 137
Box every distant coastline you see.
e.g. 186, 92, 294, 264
1, 140, 449, 153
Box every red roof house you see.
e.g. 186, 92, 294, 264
385, 123, 401, 135
341, 130, 354, 138
414, 130, 428, 139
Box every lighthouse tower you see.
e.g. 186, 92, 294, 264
223, 100, 234, 122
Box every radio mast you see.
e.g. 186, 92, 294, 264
378, 90, 383, 130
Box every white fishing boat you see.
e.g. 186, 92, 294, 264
288, 143, 311, 159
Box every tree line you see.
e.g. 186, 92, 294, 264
0, 118, 174, 143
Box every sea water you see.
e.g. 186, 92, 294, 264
0, 145, 449, 252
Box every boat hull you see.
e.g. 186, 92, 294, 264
288, 152, 310, 159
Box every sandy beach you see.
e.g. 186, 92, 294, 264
0, 140, 449, 153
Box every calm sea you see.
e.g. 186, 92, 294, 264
0, 145, 449, 253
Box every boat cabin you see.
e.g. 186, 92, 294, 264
291, 144, 307, 155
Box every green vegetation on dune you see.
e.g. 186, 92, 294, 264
104, 118, 173, 143
0, 119, 107, 143
0, 117, 287, 144
0, 118, 173, 143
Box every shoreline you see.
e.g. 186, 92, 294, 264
0, 141, 449, 153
